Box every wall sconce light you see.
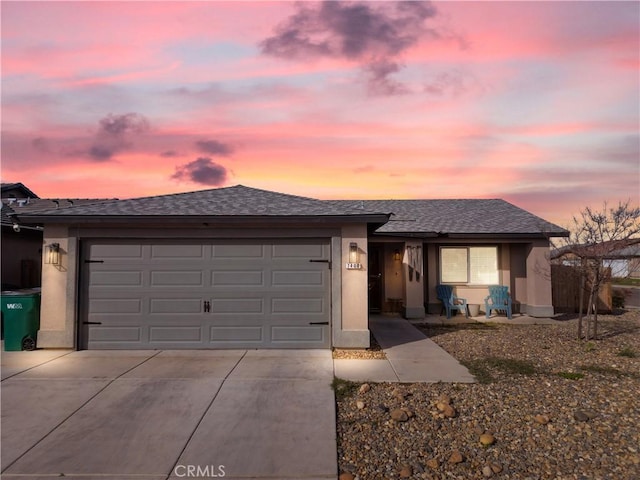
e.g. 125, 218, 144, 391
46, 243, 61, 266
393, 249, 402, 261
349, 242, 359, 263
346, 242, 362, 270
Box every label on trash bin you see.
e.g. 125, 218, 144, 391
6, 303, 23, 309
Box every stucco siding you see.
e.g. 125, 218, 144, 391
38, 223, 372, 349
335, 224, 369, 347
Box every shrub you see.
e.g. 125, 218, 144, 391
579, 364, 624, 376
461, 360, 494, 384
612, 289, 626, 309
485, 357, 537, 375
557, 372, 584, 380
331, 377, 359, 400
618, 346, 637, 358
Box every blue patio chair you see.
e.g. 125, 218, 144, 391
484, 285, 512, 319
436, 284, 468, 319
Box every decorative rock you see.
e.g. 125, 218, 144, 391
358, 383, 371, 394
339, 473, 355, 480
535, 414, 550, 425
584, 409, 598, 420
443, 404, 457, 418
574, 410, 590, 422
482, 465, 493, 477
391, 408, 409, 422
489, 462, 503, 474
438, 394, 451, 405
436, 402, 447, 412
399, 465, 413, 478
356, 400, 365, 410
479, 433, 496, 446
448, 450, 464, 464
426, 458, 439, 469
378, 404, 389, 413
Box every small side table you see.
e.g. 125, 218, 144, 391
387, 298, 403, 314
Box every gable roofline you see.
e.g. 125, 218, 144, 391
1, 182, 40, 199
16, 185, 391, 226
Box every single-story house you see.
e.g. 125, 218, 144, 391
15, 185, 568, 350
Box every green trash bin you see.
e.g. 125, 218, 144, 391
1, 288, 41, 351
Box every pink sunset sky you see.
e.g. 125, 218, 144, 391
1, 1, 638, 227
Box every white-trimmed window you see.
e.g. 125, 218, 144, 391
440, 246, 499, 285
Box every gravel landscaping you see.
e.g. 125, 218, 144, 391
333, 331, 386, 360
336, 310, 640, 480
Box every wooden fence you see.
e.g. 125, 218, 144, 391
551, 265, 612, 313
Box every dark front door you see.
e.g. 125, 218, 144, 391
368, 245, 384, 312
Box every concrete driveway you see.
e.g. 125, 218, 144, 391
1, 349, 337, 480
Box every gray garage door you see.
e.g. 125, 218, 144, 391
81, 239, 331, 349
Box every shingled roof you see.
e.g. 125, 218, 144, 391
332, 199, 568, 237
2, 198, 114, 227
14, 185, 567, 237
17, 185, 389, 223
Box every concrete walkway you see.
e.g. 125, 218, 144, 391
334, 316, 476, 383
1, 349, 336, 480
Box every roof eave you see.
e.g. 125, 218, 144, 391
373, 231, 568, 240
18, 213, 391, 226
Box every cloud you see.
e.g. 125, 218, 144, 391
171, 157, 228, 186
32, 137, 51, 153
98, 112, 150, 136
160, 150, 179, 157
196, 139, 233, 156
364, 58, 409, 96
260, 1, 438, 95
88, 112, 150, 161
424, 69, 470, 97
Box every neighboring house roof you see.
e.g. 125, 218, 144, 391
333, 199, 568, 238
16, 185, 390, 225
1, 182, 40, 199
551, 238, 640, 260
2, 198, 115, 227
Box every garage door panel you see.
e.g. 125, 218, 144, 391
151, 244, 205, 259
151, 271, 204, 287
213, 244, 264, 258
210, 298, 264, 314
90, 299, 142, 314
271, 326, 324, 343
90, 326, 142, 343
272, 243, 326, 258
91, 271, 143, 287
272, 298, 325, 314
149, 298, 202, 314
149, 326, 203, 343
210, 326, 263, 342
211, 271, 264, 286
90, 244, 143, 259
84, 239, 330, 349
272, 270, 324, 286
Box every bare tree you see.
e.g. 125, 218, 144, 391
555, 200, 640, 340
